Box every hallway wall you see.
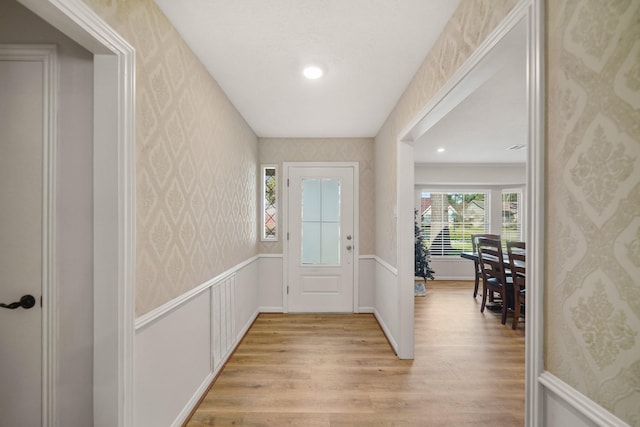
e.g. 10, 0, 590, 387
546, 1, 640, 424
82, 0, 259, 317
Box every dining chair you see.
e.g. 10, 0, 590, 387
507, 241, 526, 330
477, 237, 511, 325
471, 234, 500, 298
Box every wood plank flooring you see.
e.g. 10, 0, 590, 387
186, 280, 525, 426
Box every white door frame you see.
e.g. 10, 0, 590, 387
0, 43, 57, 426
396, 0, 544, 425
17, 1, 136, 426
282, 162, 360, 313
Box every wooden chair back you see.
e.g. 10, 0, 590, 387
477, 237, 510, 324
470, 234, 500, 298
477, 237, 507, 285
507, 241, 526, 329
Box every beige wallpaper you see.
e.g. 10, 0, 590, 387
258, 138, 375, 255
546, 1, 640, 424
374, 0, 518, 267
83, 0, 259, 316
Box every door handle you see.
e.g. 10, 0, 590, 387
346, 245, 353, 251
0, 294, 36, 310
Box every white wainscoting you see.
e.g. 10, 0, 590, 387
358, 256, 376, 312
539, 372, 630, 427
430, 257, 475, 281
372, 256, 399, 354
134, 257, 260, 427
258, 254, 284, 312
133, 254, 390, 426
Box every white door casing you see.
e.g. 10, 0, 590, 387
284, 163, 359, 313
15, 1, 137, 425
0, 45, 57, 427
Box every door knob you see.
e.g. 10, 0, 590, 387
0, 294, 36, 310
346, 245, 352, 251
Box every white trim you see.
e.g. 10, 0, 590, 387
0, 44, 58, 427
259, 253, 283, 258
395, 0, 539, 405
170, 371, 214, 427
396, 140, 414, 359
42, 44, 58, 427
373, 309, 399, 354
528, 1, 545, 425
16, 1, 137, 426
538, 372, 629, 427
135, 255, 260, 330
170, 307, 259, 427
398, 0, 533, 142
373, 256, 398, 275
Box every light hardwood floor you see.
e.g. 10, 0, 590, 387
186, 280, 525, 426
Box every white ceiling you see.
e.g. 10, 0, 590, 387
154, 0, 461, 138
413, 17, 527, 164
155, 0, 527, 164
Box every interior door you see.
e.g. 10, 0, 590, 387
0, 54, 45, 426
286, 164, 356, 312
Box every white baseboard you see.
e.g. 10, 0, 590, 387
259, 306, 284, 312
170, 371, 214, 427
373, 308, 398, 354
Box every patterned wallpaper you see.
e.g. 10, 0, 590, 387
83, 0, 259, 316
546, 1, 640, 424
258, 138, 375, 255
374, 0, 518, 266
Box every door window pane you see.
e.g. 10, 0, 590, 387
301, 222, 321, 264
301, 178, 341, 265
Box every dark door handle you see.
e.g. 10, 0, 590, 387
0, 294, 36, 309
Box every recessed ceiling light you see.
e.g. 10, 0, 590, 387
303, 65, 323, 80
437, 147, 445, 153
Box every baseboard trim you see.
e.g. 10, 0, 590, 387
373, 308, 398, 354
538, 371, 629, 427
171, 371, 215, 427
259, 306, 284, 313
175, 308, 260, 427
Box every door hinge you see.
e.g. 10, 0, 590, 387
287, 232, 289, 240
287, 285, 289, 295
287, 178, 289, 187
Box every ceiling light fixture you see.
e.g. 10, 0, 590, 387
437, 147, 445, 153
303, 65, 323, 80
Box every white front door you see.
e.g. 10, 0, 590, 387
0, 50, 49, 426
286, 164, 357, 312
